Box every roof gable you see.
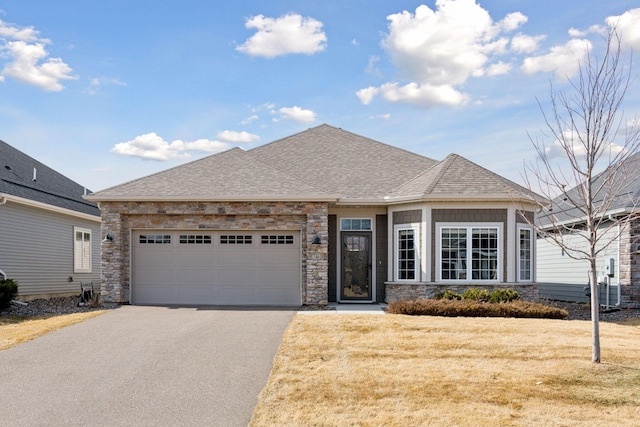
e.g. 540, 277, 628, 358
0, 140, 100, 216
389, 154, 536, 201
91, 147, 334, 200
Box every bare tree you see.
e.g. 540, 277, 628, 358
523, 30, 640, 363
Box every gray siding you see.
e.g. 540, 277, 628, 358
0, 201, 101, 298
393, 209, 421, 225
538, 282, 622, 305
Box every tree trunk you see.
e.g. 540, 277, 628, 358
589, 265, 601, 363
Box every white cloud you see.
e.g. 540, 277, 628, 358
217, 130, 259, 143
351, 38, 359, 46
497, 12, 527, 32
86, 76, 127, 94
543, 130, 624, 159
355, 86, 380, 105
378, 81, 469, 107
240, 114, 259, 125
370, 113, 391, 120
485, 61, 512, 76
365, 55, 381, 76
236, 13, 327, 58
510, 33, 545, 53
0, 19, 75, 91
1, 40, 77, 91
607, 8, 640, 51
111, 133, 230, 161
521, 38, 591, 78
359, 0, 532, 108
278, 106, 316, 123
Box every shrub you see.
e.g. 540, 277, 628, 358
461, 288, 490, 302
387, 299, 568, 319
435, 290, 462, 300
489, 288, 520, 303
0, 278, 19, 310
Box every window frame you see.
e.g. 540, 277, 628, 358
394, 223, 420, 282
517, 225, 533, 282
73, 226, 92, 273
437, 223, 502, 283
340, 218, 372, 231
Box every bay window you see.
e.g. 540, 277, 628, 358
395, 224, 419, 281
439, 224, 500, 282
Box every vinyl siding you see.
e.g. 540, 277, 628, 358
537, 223, 620, 303
0, 200, 101, 297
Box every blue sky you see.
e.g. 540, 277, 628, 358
1, 0, 639, 192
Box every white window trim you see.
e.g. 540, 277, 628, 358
436, 223, 502, 283
517, 225, 533, 282
73, 226, 92, 273
394, 223, 420, 282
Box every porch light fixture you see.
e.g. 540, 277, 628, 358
311, 235, 321, 245
102, 233, 114, 243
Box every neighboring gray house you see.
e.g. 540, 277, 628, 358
0, 140, 101, 300
537, 152, 640, 308
86, 124, 541, 306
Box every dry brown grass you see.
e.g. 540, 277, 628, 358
250, 315, 640, 427
0, 311, 106, 351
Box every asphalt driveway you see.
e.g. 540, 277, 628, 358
0, 305, 295, 426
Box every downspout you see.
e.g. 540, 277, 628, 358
608, 214, 622, 307
0, 196, 7, 205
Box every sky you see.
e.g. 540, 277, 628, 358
1, 0, 639, 193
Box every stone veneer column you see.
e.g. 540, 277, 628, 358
99, 202, 126, 303
304, 203, 329, 305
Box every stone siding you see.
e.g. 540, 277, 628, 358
98, 201, 329, 305
385, 283, 538, 302
619, 218, 640, 308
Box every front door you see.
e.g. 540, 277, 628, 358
341, 232, 372, 300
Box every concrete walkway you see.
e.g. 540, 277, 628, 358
0, 305, 295, 427
298, 302, 388, 314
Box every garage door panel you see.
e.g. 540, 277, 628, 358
133, 230, 300, 306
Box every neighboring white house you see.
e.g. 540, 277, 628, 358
0, 139, 101, 300
537, 152, 640, 308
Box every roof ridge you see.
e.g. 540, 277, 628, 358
423, 154, 458, 195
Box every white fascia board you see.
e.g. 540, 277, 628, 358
384, 194, 540, 205
1, 193, 101, 222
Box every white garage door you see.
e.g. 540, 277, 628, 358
132, 230, 301, 306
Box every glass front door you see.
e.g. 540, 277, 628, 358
341, 232, 372, 300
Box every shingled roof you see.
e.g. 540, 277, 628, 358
87, 124, 538, 204
0, 140, 100, 217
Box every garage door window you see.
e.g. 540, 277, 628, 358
140, 234, 171, 244
261, 235, 294, 245
220, 235, 252, 244
180, 235, 212, 244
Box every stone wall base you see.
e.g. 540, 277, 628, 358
385, 283, 539, 303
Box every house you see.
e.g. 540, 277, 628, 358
86, 124, 541, 306
537, 152, 640, 308
0, 140, 101, 300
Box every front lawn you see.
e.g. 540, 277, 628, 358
250, 315, 640, 426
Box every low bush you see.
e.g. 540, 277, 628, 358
0, 278, 19, 310
387, 299, 568, 319
435, 290, 462, 300
461, 288, 490, 302
489, 288, 520, 303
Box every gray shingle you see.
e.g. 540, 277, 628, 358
0, 140, 100, 216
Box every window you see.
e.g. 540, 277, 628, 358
340, 218, 372, 231
179, 235, 212, 244
74, 227, 91, 273
261, 235, 294, 245
220, 235, 252, 244
139, 235, 171, 244
395, 225, 419, 281
439, 225, 500, 282
518, 226, 533, 281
